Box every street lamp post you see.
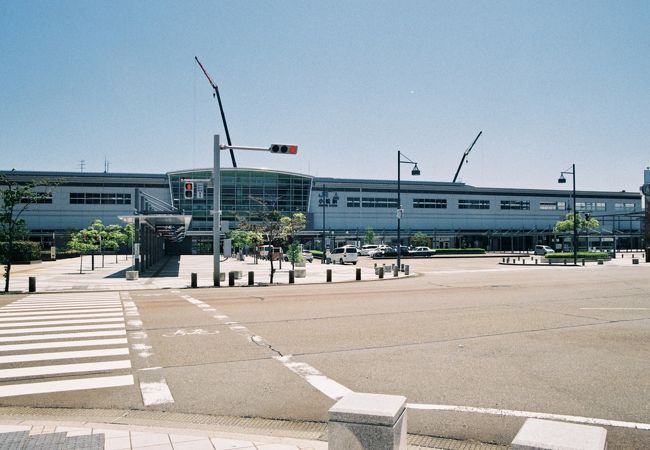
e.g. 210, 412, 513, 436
397, 151, 420, 270
558, 164, 577, 266
213, 136, 298, 286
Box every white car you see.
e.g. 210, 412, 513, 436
534, 245, 554, 256
330, 246, 358, 265
367, 245, 391, 257
359, 245, 379, 256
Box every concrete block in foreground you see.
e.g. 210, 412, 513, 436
328, 392, 407, 450
512, 418, 607, 450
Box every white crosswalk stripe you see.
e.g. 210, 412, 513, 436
0, 292, 135, 397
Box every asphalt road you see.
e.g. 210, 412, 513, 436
0, 256, 648, 448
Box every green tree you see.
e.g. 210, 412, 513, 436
364, 227, 376, 245
228, 229, 251, 253
1, 171, 55, 292
67, 228, 98, 274
554, 213, 600, 233
280, 213, 306, 269
104, 224, 128, 263
410, 231, 429, 247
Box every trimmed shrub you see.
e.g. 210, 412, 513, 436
547, 252, 609, 260
0, 241, 42, 263
434, 248, 486, 255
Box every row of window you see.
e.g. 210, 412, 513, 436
70, 193, 131, 205
343, 197, 638, 211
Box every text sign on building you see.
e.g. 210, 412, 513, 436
196, 183, 204, 199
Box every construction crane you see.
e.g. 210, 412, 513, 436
452, 131, 482, 183
194, 56, 237, 167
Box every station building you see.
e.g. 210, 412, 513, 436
1, 168, 645, 255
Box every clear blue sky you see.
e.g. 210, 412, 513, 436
1, 1, 648, 192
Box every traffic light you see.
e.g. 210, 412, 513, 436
269, 144, 298, 155
183, 181, 194, 199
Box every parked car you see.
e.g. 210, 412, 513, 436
372, 247, 396, 258
359, 245, 379, 256
283, 250, 313, 263
534, 245, 555, 256
367, 245, 392, 257
410, 246, 435, 257
330, 246, 358, 264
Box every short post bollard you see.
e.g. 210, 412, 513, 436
582, 259, 585, 266
327, 269, 332, 282
248, 271, 254, 286
502, 258, 505, 263
400, 263, 404, 272
393, 267, 399, 277
535, 259, 538, 265
228, 271, 235, 286
289, 270, 295, 284
28, 277, 36, 293
379, 267, 384, 279
356, 268, 361, 281
523, 259, 526, 265
191, 272, 197, 288
564, 259, 567, 265
404, 265, 410, 275
328, 392, 407, 450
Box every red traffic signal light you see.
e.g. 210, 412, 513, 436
183, 181, 194, 199
269, 144, 298, 155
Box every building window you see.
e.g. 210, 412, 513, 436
576, 202, 605, 212
615, 202, 636, 211
20, 192, 53, 204
458, 199, 490, 209
69, 192, 131, 205
347, 197, 361, 208
540, 201, 566, 210
361, 197, 398, 208
500, 200, 530, 210
413, 198, 447, 209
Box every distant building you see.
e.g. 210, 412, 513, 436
1, 168, 644, 253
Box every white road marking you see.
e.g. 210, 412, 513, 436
1, 303, 122, 311
0, 308, 122, 316
0, 318, 123, 328
140, 380, 175, 405
0, 348, 129, 364
0, 330, 127, 343
0, 338, 129, 352
274, 355, 352, 400
0, 312, 123, 322
0, 360, 131, 379
0, 375, 134, 398
406, 403, 650, 431
0, 324, 125, 335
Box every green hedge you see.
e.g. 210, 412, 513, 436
547, 252, 609, 260
0, 241, 42, 263
434, 248, 486, 255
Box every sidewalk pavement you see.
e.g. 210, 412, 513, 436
3, 255, 398, 294
0, 420, 327, 450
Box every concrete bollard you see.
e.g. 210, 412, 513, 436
393, 267, 399, 277
379, 267, 384, 279
523, 259, 526, 265
563, 259, 567, 265
248, 271, 254, 286
28, 277, 36, 293
356, 268, 361, 281
191, 272, 197, 288
582, 259, 585, 266
502, 258, 505, 263
327, 269, 332, 282
400, 264, 404, 272
511, 418, 606, 450
404, 265, 409, 275
289, 270, 295, 284
328, 392, 407, 450
228, 271, 235, 286
535, 259, 538, 265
